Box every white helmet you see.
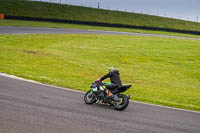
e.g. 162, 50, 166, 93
109, 67, 117, 72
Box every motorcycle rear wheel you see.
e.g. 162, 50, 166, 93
113, 94, 129, 111
84, 90, 97, 104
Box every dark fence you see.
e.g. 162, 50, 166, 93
5, 15, 200, 35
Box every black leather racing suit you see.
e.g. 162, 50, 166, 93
100, 70, 122, 90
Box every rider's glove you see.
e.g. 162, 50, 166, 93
97, 79, 101, 83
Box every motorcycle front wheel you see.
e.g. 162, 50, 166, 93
113, 94, 129, 111
84, 90, 97, 104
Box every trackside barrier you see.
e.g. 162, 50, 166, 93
4, 15, 200, 35
0, 14, 5, 19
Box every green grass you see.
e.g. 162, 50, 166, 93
1, 19, 200, 39
1, 0, 200, 33
0, 34, 200, 111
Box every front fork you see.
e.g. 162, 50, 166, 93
89, 89, 93, 94
88, 89, 97, 100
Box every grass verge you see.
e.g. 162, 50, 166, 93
0, 34, 200, 111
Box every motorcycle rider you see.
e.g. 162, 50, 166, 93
97, 67, 121, 102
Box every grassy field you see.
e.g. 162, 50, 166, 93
0, 34, 200, 111
0, 0, 200, 33
1, 19, 200, 39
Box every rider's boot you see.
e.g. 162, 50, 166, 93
111, 94, 120, 102
108, 91, 120, 102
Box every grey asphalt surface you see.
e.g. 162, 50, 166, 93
0, 26, 200, 40
0, 74, 200, 133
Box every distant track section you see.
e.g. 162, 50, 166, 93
5, 15, 200, 35
0, 26, 200, 41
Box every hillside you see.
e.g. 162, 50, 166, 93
0, 0, 200, 33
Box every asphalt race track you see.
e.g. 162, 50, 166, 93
0, 26, 200, 40
0, 74, 200, 133
0, 26, 200, 133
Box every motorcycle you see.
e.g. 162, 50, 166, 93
84, 81, 131, 111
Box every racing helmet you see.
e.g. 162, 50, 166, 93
109, 67, 117, 72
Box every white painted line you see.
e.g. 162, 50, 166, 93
130, 101, 200, 114
0, 72, 200, 114
0, 73, 84, 94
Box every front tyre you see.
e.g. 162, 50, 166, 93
113, 94, 129, 111
84, 90, 97, 104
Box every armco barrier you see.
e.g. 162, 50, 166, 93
0, 14, 5, 19
4, 15, 200, 35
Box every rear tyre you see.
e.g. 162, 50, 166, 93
113, 94, 129, 111
84, 90, 97, 104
